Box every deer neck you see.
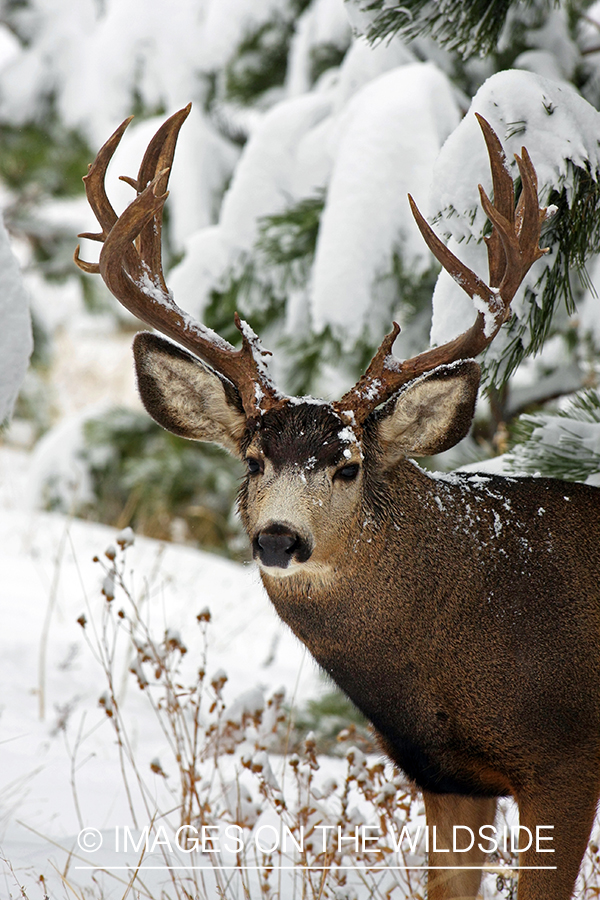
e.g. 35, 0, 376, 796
258, 460, 474, 659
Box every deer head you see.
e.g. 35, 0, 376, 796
74, 105, 548, 578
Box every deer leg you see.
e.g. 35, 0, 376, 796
515, 774, 600, 900
423, 790, 497, 900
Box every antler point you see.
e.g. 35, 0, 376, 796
119, 175, 139, 190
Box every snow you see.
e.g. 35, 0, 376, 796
311, 62, 460, 343
169, 89, 334, 321
342, 0, 380, 37
0, 214, 33, 425
0, 450, 321, 894
286, 394, 330, 406
166, 110, 241, 252
169, 226, 232, 315
332, 33, 417, 112
200, 0, 291, 71
0, 0, 210, 147
338, 425, 358, 447
514, 7, 580, 84
0, 23, 21, 69
285, 0, 352, 98
26, 407, 98, 511
221, 91, 334, 251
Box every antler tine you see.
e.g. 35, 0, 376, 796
73, 115, 134, 274
75, 107, 187, 303
335, 116, 548, 428
75, 105, 284, 422
130, 103, 192, 294
475, 112, 514, 288
84, 114, 134, 235
515, 148, 545, 248
478, 149, 547, 307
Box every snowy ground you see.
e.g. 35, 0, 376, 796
0, 445, 325, 898
3, 448, 600, 898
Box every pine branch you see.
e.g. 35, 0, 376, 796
485, 164, 600, 385
507, 390, 600, 482
360, 0, 551, 59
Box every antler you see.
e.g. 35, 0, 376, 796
74, 104, 284, 422
76, 108, 548, 433
333, 115, 549, 426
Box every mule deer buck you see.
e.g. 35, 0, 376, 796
75, 105, 600, 899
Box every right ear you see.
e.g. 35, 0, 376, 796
133, 332, 247, 458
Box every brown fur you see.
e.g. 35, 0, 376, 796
134, 335, 600, 900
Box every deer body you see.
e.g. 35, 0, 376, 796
76, 105, 600, 898
272, 464, 600, 796
256, 451, 600, 802
249, 420, 600, 897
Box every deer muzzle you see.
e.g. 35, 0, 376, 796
253, 523, 313, 569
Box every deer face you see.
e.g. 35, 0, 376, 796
239, 403, 364, 578
133, 333, 480, 579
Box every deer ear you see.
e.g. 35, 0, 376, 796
133, 332, 247, 458
373, 360, 480, 467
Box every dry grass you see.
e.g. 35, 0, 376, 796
5, 530, 600, 899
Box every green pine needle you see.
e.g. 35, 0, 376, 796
507, 390, 600, 482
484, 164, 600, 387
362, 0, 534, 58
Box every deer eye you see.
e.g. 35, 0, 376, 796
246, 457, 263, 476
335, 463, 360, 481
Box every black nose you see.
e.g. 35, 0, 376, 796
253, 525, 311, 568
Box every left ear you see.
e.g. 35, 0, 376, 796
372, 360, 480, 468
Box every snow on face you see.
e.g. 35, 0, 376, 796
257, 402, 360, 473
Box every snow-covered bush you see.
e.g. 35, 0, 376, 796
507, 389, 600, 486
29, 405, 245, 555
0, 214, 32, 426
2, 0, 600, 500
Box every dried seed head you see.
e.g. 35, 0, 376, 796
211, 668, 228, 695
99, 693, 114, 717
102, 574, 115, 601
150, 757, 167, 777
116, 526, 135, 549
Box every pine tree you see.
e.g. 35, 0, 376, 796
1, 0, 599, 530
341, 0, 600, 481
